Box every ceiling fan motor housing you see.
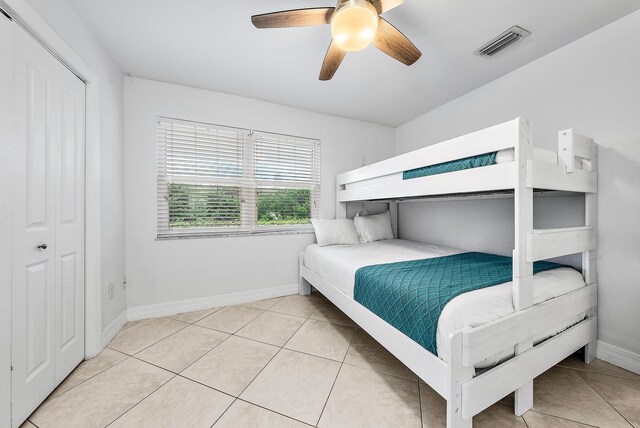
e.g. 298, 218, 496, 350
335, 0, 378, 13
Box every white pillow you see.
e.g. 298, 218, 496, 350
354, 211, 394, 243
311, 219, 360, 247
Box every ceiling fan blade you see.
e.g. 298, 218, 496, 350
371, 0, 404, 15
251, 8, 334, 29
319, 40, 346, 81
374, 18, 422, 66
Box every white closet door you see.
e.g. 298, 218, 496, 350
11, 21, 86, 426
52, 42, 86, 386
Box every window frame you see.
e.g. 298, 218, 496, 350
156, 117, 320, 239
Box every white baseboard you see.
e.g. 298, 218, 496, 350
101, 310, 128, 349
127, 283, 299, 322
597, 340, 640, 375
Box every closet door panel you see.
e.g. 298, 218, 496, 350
25, 262, 51, 374
25, 66, 50, 226
54, 71, 85, 384
11, 23, 58, 425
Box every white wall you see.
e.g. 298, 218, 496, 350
24, 0, 127, 330
396, 11, 640, 357
124, 77, 395, 311
399, 194, 585, 267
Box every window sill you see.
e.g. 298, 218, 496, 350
156, 227, 315, 241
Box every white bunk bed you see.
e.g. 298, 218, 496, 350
298, 118, 598, 427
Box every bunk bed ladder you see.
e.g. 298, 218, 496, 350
512, 127, 599, 416
557, 129, 599, 363
569, 131, 599, 363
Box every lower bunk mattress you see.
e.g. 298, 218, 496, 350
303, 239, 586, 370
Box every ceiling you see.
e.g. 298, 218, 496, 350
66, 0, 640, 126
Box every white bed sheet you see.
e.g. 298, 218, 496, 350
303, 239, 586, 369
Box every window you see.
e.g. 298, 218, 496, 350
157, 117, 320, 238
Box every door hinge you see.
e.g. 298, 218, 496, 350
0, 8, 12, 20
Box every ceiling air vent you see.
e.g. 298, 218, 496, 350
474, 26, 530, 57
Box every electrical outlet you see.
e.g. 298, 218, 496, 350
107, 282, 114, 300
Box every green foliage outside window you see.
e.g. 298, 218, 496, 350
257, 188, 311, 225
168, 183, 241, 228
168, 183, 311, 229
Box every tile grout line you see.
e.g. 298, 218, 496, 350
111, 319, 191, 357
273, 312, 312, 350
281, 318, 357, 361
240, 298, 284, 311
315, 363, 344, 427
167, 306, 223, 323
313, 323, 357, 427
208, 346, 287, 428
26, 419, 41, 428
417, 378, 424, 428
525, 410, 600, 428
340, 360, 419, 382
30, 353, 131, 408
130, 354, 186, 375
103, 371, 178, 427
280, 344, 354, 365
521, 409, 530, 428
557, 364, 640, 383
235, 398, 316, 427
578, 371, 635, 427
176, 372, 236, 396
233, 310, 310, 348
193, 307, 265, 337
175, 332, 236, 375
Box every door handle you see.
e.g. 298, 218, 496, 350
37, 243, 48, 250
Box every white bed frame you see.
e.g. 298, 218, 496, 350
299, 118, 598, 427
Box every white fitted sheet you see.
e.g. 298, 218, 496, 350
303, 239, 586, 369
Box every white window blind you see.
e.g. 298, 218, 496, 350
157, 117, 320, 238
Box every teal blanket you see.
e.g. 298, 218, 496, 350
403, 152, 497, 180
354, 252, 564, 355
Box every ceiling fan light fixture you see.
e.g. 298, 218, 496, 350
331, 0, 379, 52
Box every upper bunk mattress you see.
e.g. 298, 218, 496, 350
303, 239, 586, 369
402, 149, 518, 180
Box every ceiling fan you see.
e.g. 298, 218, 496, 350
251, 0, 422, 81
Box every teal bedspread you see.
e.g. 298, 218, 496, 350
353, 252, 564, 355
403, 152, 497, 180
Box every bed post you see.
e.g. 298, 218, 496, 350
389, 200, 399, 238
513, 118, 534, 416
582, 137, 598, 364
447, 332, 473, 428
336, 182, 347, 220
559, 129, 599, 363
299, 252, 312, 295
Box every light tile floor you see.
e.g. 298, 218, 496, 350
26, 293, 640, 428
